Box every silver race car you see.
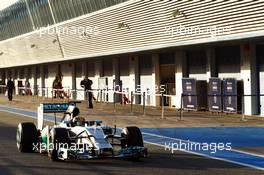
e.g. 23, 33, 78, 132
16, 102, 147, 161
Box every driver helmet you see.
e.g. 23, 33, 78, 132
73, 116, 86, 126
72, 107, 80, 118
66, 105, 80, 119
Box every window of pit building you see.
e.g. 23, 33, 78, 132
187, 50, 207, 77
159, 53, 175, 65
76, 62, 83, 78
120, 57, 129, 77
257, 45, 264, 69
19, 69, 25, 79
87, 62, 95, 77
103, 58, 113, 77
139, 54, 152, 75
216, 46, 240, 74
44, 65, 48, 79
27, 68, 32, 79
14, 69, 18, 79
7, 70, 12, 79
36, 66, 40, 79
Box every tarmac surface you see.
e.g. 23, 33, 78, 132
0, 111, 263, 175
0, 95, 264, 174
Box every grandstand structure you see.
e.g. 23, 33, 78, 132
0, 0, 264, 116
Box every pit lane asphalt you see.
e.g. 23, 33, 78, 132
0, 111, 263, 175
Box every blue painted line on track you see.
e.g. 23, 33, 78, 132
141, 127, 264, 147
0, 105, 54, 122
142, 132, 264, 170
1, 105, 264, 170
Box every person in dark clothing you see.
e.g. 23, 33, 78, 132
81, 78, 93, 108
6, 78, 15, 101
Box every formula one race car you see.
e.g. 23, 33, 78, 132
16, 102, 147, 161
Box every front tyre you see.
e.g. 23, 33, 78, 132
121, 126, 146, 160
16, 122, 38, 152
121, 126, 144, 148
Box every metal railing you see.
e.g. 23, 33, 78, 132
179, 93, 264, 121
0, 85, 177, 118
2, 85, 262, 119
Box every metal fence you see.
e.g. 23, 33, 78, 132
179, 93, 264, 121
1, 85, 263, 119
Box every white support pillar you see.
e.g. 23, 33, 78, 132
32, 66, 37, 95
113, 58, 120, 88
5, 69, 8, 84
175, 50, 188, 108
206, 48, 217, 81
71, 63, 77, 100
129, 56, 136, 93
72, 63, 76, 90
10, 69, 17, 95
27, 67, 34, 93
240, 43, 258, 115
40, 65, 45, 96
94, 60, 103, 99
152, 54, 160, 106
129, 55, 140, 104
24, 67, 29, 94
112, 58, 120, 102
15, 69, 19, 95
0, 70, 5, 84
25, 67, 29, 82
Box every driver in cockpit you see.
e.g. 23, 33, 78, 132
73, 116, 86, 126
63, 105, 85, 126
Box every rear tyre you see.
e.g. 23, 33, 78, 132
49, 128, 71, 161
16, 122, 38, 152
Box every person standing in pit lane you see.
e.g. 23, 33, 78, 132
6, 78, 15, 101
81, 77, 93, 109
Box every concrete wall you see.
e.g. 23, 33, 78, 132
1, 41, 264, 116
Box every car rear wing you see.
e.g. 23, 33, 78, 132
37, 101, 81, 130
